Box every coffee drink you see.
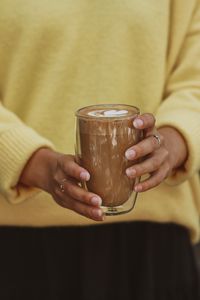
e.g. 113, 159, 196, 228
75, 104, 141, 212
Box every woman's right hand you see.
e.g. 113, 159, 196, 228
19, 148, 104, 221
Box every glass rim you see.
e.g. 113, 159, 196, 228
75, 104, 140, 120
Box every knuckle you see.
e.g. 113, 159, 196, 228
53, 173, 59, 183
152, 157, 160, 169
165, 164, 171, 177
87, 208, 94, 219
135, 165, 144, 175
142, 181, 151, 191
141, 181, 147, 190
57, 154, 67, 168
161, 171, 167, 182
153, 176, 161, 186
81, 192, 90, 204
67, 164, 82, 179
64, 182, 71, 194
159, 134, 164, 145
145, 113, 156, 125
166, 164, 170, 173
70, 200, 91, 219
163, 148, 169, 159
155, 173, 163, 185
158, 168, 168, 183
142, 170, 164, 191
63, 159, 73, 173
135, 144, 143, 155
82, 206, 93, 220
152, 174, 160, 186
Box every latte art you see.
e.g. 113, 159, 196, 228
88, 109, 129, 117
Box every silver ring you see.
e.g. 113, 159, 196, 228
152, 134, 161, 147
59, 178, 67, 193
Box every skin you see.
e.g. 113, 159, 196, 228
19, 113, 188, 222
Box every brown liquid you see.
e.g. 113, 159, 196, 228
76, 107, 140, 207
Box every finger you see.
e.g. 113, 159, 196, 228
54, 191, 104, 221
133, 162, 170, 192
125, 134, 164, 160
126, 148, 168, 178
58, 155, 90, 181
70, 199, 104, 221
133, 113, 156, 130
61, 180, 102, 207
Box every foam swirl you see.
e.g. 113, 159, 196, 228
88, 109, 129, 117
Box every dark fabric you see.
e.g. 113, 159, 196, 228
0, 222, 199, 300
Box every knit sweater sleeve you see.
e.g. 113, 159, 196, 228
156, 1, 200, 185
0, 102, 55, 204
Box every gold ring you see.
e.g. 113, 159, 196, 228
59, 178, 67, 193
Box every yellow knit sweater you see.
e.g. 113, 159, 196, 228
0, 0, 200, 242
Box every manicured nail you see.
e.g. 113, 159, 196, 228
92, 208, 103, 219
125, 149, 136, 160
126, 168, 136, 177
134, 185, 142, 192
133, 119, 143, 128
91, 196, 102, 206
80, 171, 90, 181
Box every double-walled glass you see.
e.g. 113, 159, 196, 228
75, 104, 142, 215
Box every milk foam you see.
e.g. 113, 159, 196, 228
88, 109, 128, 117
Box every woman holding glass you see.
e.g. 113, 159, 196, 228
0, 0, 200, 299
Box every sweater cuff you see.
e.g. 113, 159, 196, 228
156, 108, 200, 185
0, 125, 55, 204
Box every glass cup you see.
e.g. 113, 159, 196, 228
75, 104, 143, 215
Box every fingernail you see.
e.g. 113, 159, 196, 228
80, 171, 90, 181
91, 196, 102, 206
126, 168, 136, 177
92, 208, 103, 219
134, 185, 142, 192
133, 119, 143, 128
125, 149, 136, 160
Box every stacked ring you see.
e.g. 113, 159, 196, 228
59, 178, 67, 193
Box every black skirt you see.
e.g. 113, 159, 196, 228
0, 222, 199, 300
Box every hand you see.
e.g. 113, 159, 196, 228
19, 149, 104, 221
125, 113, 188, 192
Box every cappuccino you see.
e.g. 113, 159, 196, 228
76, 104, 141, 210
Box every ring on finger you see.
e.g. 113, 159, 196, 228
152, 134, 161, 147
59, 178, 67, 193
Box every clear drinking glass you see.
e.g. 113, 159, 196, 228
75, 104, 142, 216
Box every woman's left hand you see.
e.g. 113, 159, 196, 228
125, 113, 188, 192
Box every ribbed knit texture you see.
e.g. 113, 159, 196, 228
0, 0, 200, 241
0, 125, 54, 203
